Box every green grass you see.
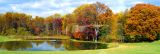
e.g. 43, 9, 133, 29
0, 36, 14, 42
0, 36, 160, 54
10, 35, 70, 40
0, 35, 22, 42
0, 35, 70, 42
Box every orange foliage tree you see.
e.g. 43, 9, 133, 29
125, 4, 160, 40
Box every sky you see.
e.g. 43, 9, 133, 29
0, 0, 160, 17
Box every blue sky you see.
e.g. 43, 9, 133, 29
0, 0, 160, 17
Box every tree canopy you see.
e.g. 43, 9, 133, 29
0, 2, 160, 42
125, 4, 160, 40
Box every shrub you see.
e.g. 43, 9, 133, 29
5, 28, 16, 35
123, 35, 153, 42
16, 27, 32, 36
98, 25, 111, 42
99, 35, 112, 42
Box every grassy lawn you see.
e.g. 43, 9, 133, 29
0, 35, 70, 41
0, 36, 20, 42
0, 36, 160, 54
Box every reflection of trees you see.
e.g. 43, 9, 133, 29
32, 41, 45, 46
53, 40, 62, 48
80, 42, 108, 49
0, 41, 32, 50
32, 40, 62, 48
62, 40, 71, 49
64, 42, 108, 50
46, 40, 62, 48
0, 40, 108, 51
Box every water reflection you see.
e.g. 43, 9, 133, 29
0, 41, 32, 51
0, 40, 108, 51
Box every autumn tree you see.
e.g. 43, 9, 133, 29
45, 13, 63, 35
29, 16, 44, 35
0, 12, 32, 35
73, 2, 113, 41
125, 4, 160, 41
74, 2, 113, 25
117, 10, 128, 36
45, 15, 54, 35
94, 2, 113, 25
62, 14, 76, 36
0, 14, 5, 34
74, 4, 96, 25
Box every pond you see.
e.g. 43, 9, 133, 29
0, 40, 108, 51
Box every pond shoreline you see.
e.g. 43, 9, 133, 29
0, 35, 70, 42
0, 36, 109, 51
0, 40, 160, 54
1, 36, 160, 54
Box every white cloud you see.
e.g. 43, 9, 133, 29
8, 0, 96, 17
131, 1, 144, 5
31, 2, 41, 8
105, 0, 145, 13
1, 0, 155, 17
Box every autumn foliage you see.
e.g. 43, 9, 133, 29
0, 2, 160, 42
72, 2, 113, 40
125, 4, 160, 40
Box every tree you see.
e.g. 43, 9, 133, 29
115, 10, 129, 42
0, 14, 5, 34
94, 2, 113, 25
29, 16, 44, 35
73, 2, 113, 41
94, 2, 113, 42
74, 4, 96, 25
45, 13, 63, 35
74, 2, 113, 25
0, 12, 32, 35
125, 4, 160, 41
62, 14, 76, 35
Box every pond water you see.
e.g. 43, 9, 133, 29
0, 40, 108, 51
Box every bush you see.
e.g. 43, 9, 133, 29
16, 27, 32, 36
123, 35, 153, 42
156, 33, 160, 40
98, 25, 110, 37
5, 28, 16, 35
98, 25, 111, 42
99, 35, 112, 42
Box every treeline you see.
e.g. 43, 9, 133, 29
0, 13, 63, 36
0, 2, 160, 42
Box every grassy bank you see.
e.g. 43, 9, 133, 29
0, 36, 19, 42
0, 35, 70, 41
